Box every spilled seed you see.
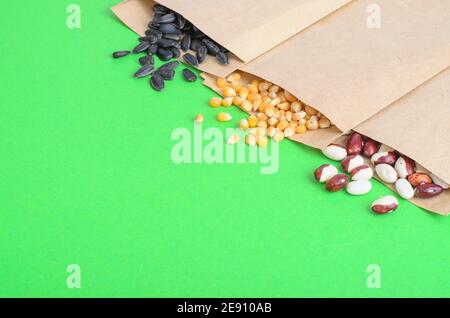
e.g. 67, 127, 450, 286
150, 74, 165, 91
113, 51, 130, 58
183, 53, 199, 67
134, 64, 154, 78
182, 69, 197, 82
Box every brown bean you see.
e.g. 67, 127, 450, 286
407, 173, 433, 187
414, 184, 443, 199
326, 174, 349, 192
346, 133, 363, 155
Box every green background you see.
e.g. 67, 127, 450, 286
1, 0, 449, 298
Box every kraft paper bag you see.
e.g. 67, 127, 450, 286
240, 0, 450, 132
112, 0, 353, 77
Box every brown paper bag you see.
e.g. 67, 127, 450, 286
112, 0, 353, 77
240, 0, 450, 132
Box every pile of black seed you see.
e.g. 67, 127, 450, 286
112, 4, 230, 92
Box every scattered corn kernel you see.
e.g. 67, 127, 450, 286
304, 105, 318, 116
239, 118, 249, 131
233, 96, 244, 107
247, 92, 261, 102
306, 118, 319, 130
277, 120, 289, 131
210, 97, 222, 108
290, 101, 302, 113
248, 84, 259, 94
284, 90, 298, 103
241, 100, 253, 112
257, 135, 268, 148
284, 126, 295, 138
227, 73, 241, 83
238, 87, 249, 99
222, 97, 233, 107
222, 87, 237, 98
273, 131, 285, 143
319, 117, 331, 129
296, 124, 307, 134
246, 134, 257, 146
216, 77, 228, 88
227, 134, 240, 145
248, 116, 257, 128
218, 112, 232, 122
257, 120, 268, 129
267, 126, 278, 138
194, 114, 204, 124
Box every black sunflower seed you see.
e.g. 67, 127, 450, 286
156, 48, 173, 61
159, 23, 181, 35
170, 47, 181, 59
156, 69, 175, 81
132, 41, 150, 54
148, 44, 158, 55
181, 34, 191, 52
183, 53, 199, 67
196, 46, 207, 64
112, 51, 130, 58
216, 51, 229, 65
134, 64, 154, 78
191, 30, 206, 40
163, 33, 182, 41
145, 28, 162, 39
157, 38, 180, 49
176, 14, 186, 29
182, 68, 197, 82
202, 39, 220, 55
183, 21, 193, 32
157, 61, 180, 73
153, 4, 170, 15
139, 55, 154, 66
190, 39, 203, 52
155, 13, 176, 24
150, 74, 165, 91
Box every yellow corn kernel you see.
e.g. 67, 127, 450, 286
232, 96, 244, 107
248, 128, 257, 136
226, 73, 241, 83
239, 118, 249, 131
222, 87, 237, 98
238, 87, 249, 99
194, 114, 204, 124
273, 131, 285, 143
277, 119, 289, 131
231, 81, 242, 92
248, 116, 257, 128
290, 101, 302, 113
258, 82, 271, 92
210, 97, 223, 108
258, 102, 268, 113
267, 117, 278, 127
241, 100, 253, 112
306, 118, 319, 130
227, 134, 240, 145
246, 134, 257, 147
269, 85, 280, 94
268, 91, 278, 99
277, 92, 287, 103
257, 120, 268, 129
267, 126, 278, 138
251, 79, 261, 87
285, 111, 293, 122
296, 124, 307, 134
248, 84, 259, 94
253, 99, 262, 112
256, 127, 267, 136
293, 111, 306, 121
216, 77, 228, 88
218, 112, 232, 122
278, 102, 290, 111
284, 126, 295, 138
264, 105, 275, 117
298, 118, 307, 125
256, 112, 268, 120
304, 105, 318, 116
222, 97, 233, 107
257, 135, 268, 148
260, 91, 269, 98
269, 97, 281, 107
247, 92, 261, 102
284, 90, 298, 103
319, 117, 331, 129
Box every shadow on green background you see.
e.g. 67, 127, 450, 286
0, 0, 448, 297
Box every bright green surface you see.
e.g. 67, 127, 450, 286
1, 0, 449, 298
